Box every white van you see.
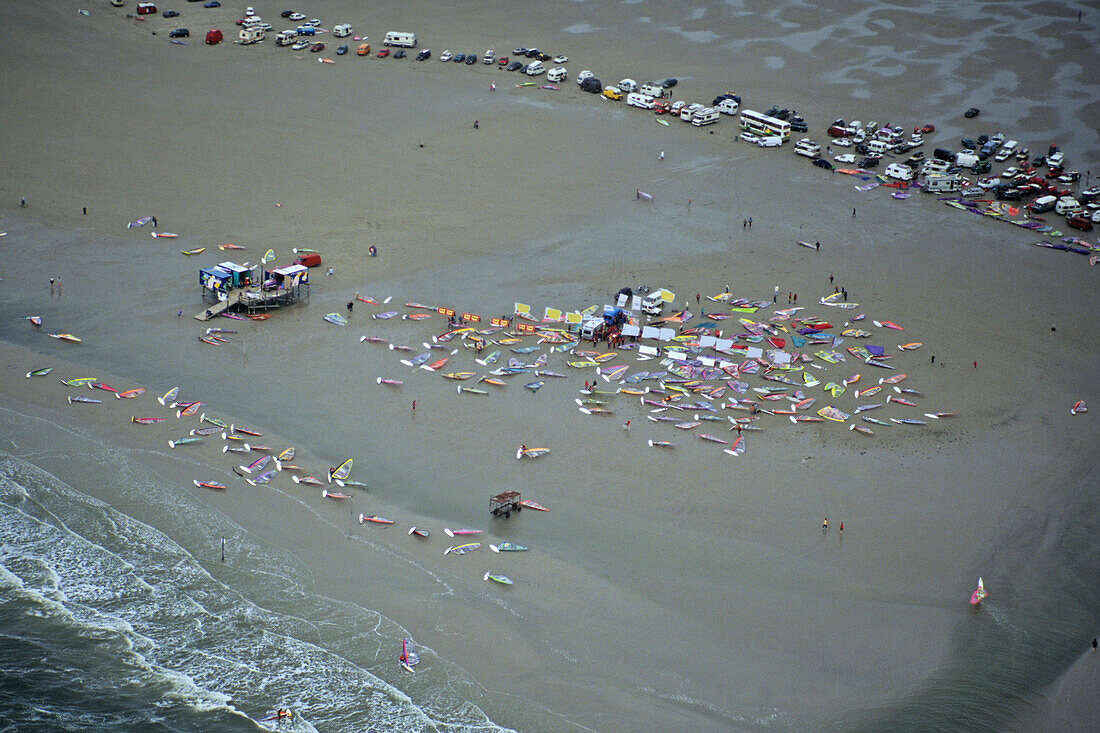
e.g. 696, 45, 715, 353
868, 139, 890, 155
794, 139, 821, 158
618, 78, 637, 93
1055, 196, 1080, 215
756, 135, 782, 147
716, 98, 739, 115
885, 163, 914, 181
640, 83, 669, 99
547, 66, 567, 82
626, 92, 655, 109
525, 60, 546, 76
692, 108, 720, 127
641, 292, 665, 316
333, 23, 352, 38
275, 30, 296, 46
383, 31, 416, 47
955, 152, 980, 170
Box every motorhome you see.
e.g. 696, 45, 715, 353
238, 27, 264, 44
680, 103, 703, 121
383, 31, 416, 47
333, 24, 352, 38
715, 98, 739, 115
547, 66, 567, 82
921, 159, 950, 176
691, 107, 720, 126
640, 83, 670, 99
618, 78, 637, 93
922, 173, 961, 193
524, 60, 546, 76
1055, 197, 1081, 216
794, 138, 821, 158
275, 30, 296, 46
955, 152, 980, 170
626, 93, 655, 109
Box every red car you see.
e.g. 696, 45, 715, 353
826, 125, 847, 137
915, 123, 935, 134
1067, 215, 1093, 231
309, 42, 324, 53
497, 55, 509, 66
376, 48, 389, 58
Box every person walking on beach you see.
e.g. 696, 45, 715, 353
793, 293, 797, 304
20, 197, 26, 208
852, 207, 857, 217
696, 293, 700, 304
773, 286, 779, 303
658, 151, 664, 160
829, 274, 834, 284
931, 354, 935, 365
822, 517, 828, 535
50, 277, 55, 293
177, 309, 182, 318
748, 217, 753, 227
151, 216, 158, 228
815, 241, 820, 250
842, 287, 848, 300
473, 120, 479, 130
973, 361, 978, 369
839, 522, 843, 535
412, 400, 416, 411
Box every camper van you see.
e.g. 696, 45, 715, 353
580, 317, 607, 341
238, 27, 264, 44
547, 66, 567, 83
1029, 195, 1057, 214
640, 83, 669, 99
383, 31, 416, 48
794, 139, 821, 158
867, 139, 890, 155
524, 60, 546, 76
1055, 197, 1081, 216
923, 174, 961, 193
716, 98, 740, 115
885, 163, 914, 181
955, 152, 980, 170
618, 78, 637, 93
627, 93, 655, 109
275, 30, 296, 46
691, 108, 720, 126
333, 24, 352, 38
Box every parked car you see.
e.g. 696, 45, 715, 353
535, 52, 550, 61
280, 10, 293, 18
506, 61, 524, 71
552, 55, 568, 64
356, 43, 370, 55
288, 12, 304, 20
790, 117, 808, 133
577, 70, 594, 83
163, 10, 179, 17
1067, 215, 1093, 231
917, 123, 935, 133
376, 48, 389, 58
452, 53, 465, 63
169, 28, 189, 37
858, 156, 880, 168
292, 39, 309, 50
393, 49, 406, 58
482, 50, 495, 64
416, 49, 431, 60
670, 101, 685, 116
464, 54, 476, 65
336, 44, 348, 55
834, 154, 857, 164
204, 1, 220, 7
964, 107, 980, 118
813, 158, 834, 170
739, 132, 760, 145
497, 55, 508, 66
579, 77, 601, 93
524, 48, 540, 58
309, 42, 324, 52
439, 50, 452, 62
602, 86, 622, 100
659, 78, 678, 88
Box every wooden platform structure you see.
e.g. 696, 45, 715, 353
194, 262, 310, 321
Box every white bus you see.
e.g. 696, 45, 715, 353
739, 110, 790, 141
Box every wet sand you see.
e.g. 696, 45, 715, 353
1, 1, 1098, 731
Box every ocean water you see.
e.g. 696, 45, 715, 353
0, 452, 508, 733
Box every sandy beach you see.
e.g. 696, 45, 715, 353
1, 1, 1098, 731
